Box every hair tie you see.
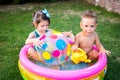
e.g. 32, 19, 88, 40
42, 9, 50, 18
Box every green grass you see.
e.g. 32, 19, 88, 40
0, 1, 120, 80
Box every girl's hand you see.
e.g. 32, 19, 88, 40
63, 31, 72, 37
62, 31, 75, 42
33, 37, 44, 47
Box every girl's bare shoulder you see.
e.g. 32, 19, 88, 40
28, 31, 36, 38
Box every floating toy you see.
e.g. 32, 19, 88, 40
71, 48, 91, 64
33, 30, 73, 65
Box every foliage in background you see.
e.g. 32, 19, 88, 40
0, 0, 58, 4
0, 0, 12, 4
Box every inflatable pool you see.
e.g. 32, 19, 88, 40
18, 44, 107, 80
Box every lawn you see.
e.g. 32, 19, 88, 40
0, 1, 120, 80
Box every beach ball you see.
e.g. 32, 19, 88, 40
36, 30, 72, 65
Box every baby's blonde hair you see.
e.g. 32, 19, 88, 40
81, 10, 97, 23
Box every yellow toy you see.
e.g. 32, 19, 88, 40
71, 48, 91, 64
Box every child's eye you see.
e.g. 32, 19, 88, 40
41, 25, 46, 27
91, 25, 94, 27
85, 25, 88, 27
41, 25, 44, 27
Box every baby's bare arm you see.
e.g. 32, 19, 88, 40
95, 32, 111, 55
72, 33, 80, 51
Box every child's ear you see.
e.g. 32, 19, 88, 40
95, 23, 97, 26
32, 22, 37, 28
80, 22, 82, 28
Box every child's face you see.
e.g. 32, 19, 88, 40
37, 20, 49, 33
80, 18, 97, 36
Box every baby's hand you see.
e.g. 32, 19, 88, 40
105, 50, 111, 55
72, 45, 78, 52
100, 49, 111, 55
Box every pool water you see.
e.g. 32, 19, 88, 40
29, 58, 89, 70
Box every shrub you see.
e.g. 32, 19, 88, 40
0, 0, 58, 4
13, 0, 28, 4
0, 0, 12, 4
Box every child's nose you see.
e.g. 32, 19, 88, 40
87, 27, 91, 31
44, 26, 48, 30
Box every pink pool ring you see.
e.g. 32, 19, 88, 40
18, 44, 107, 80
